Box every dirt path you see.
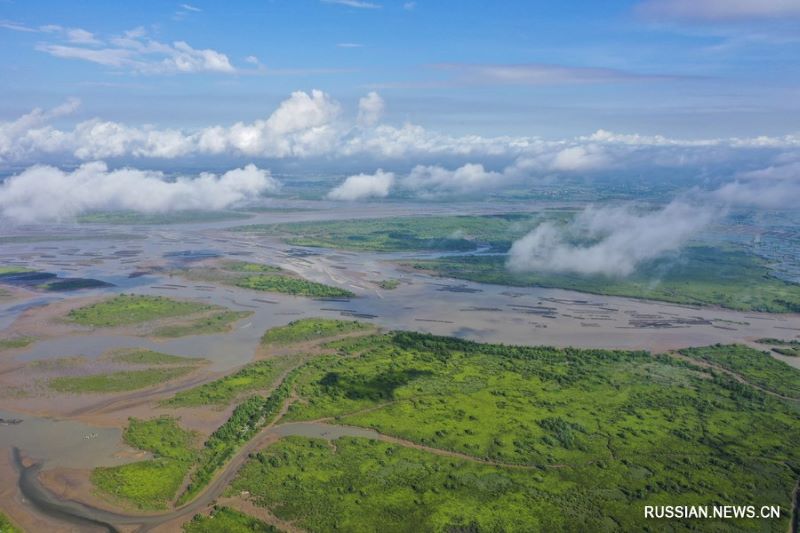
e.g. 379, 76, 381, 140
65, 372, 214, 417
285, 421, 545, 470
667, 351, 800, 401
217, 496, 305, 533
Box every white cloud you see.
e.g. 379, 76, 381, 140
426, 63, 676, 87
322, 0, 381, 8
0, 98, 81, 161
0, 20, 39, 32
739, 161, 800, 181
209, 89, 343, 157
403, 163, 502, 195
327, 169, 394, 200
37, 44, 135, 67
0, 162, 279, 223
166, 41, 235, 73
181, 3, 202, 12
3, 93, 800, 172
708, 160, 800, 209
265, 90, 341, 134
713, 180, 800, 209
584, 129, 719, 147
64, 28, 99, 44
550, 145, 609, 171
507, 200, 717, 277
34, 26, 237, 74
357, 91, 384, 127
637, 0, 800, 21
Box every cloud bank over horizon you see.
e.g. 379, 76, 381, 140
2, 92, 799, 171
2, 89, 799, 235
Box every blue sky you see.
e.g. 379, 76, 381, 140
2, 0, 799, 138
1, 1, 800, 222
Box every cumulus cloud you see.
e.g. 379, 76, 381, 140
327, 169, 394, 200
2, 92, 800, 176
550, 145, 610, 171
398, 147, 614, 197
403, 163, 503, 195
357, 91, 385, 127
0, 162, 279, 223
214, 89, 343, 157
507, 201, 717, 277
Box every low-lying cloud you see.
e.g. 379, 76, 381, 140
713, 180, 800, 209
0, 161, 279, 223
708, 160, 800, 209
507, 200, 717, 277
403, 163, 503, 195
327, 169, 394, 201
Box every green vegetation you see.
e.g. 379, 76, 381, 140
229, 331, 800, 531
681, 344, 800, 398
39, 278, 113, 291
233, 435, 562, 532
30, 356, 86, 370
234, 274, 354, 298
92, 417, 199, 509
163, 360, 280, 408
756, 338, 800, 346
0, 266, 34, 275
261, 318, 371, 345
411, 245, 800, 312
78, 210, 251, 225
232, 213, 554, 252
756, 338, 800, 356
180, 260, 353, 298
0, 512, 20, 533
378, 279, 400, 290
152, 310, 252, 338
184, 507, 278, 533
94, 368, 294, 509
108, 349, 205, 365
0, 336, 35, 351
49, 367, 193, 393
222, 261, 282, 273
178, 371, 297, 504
67, 294, 216, 327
